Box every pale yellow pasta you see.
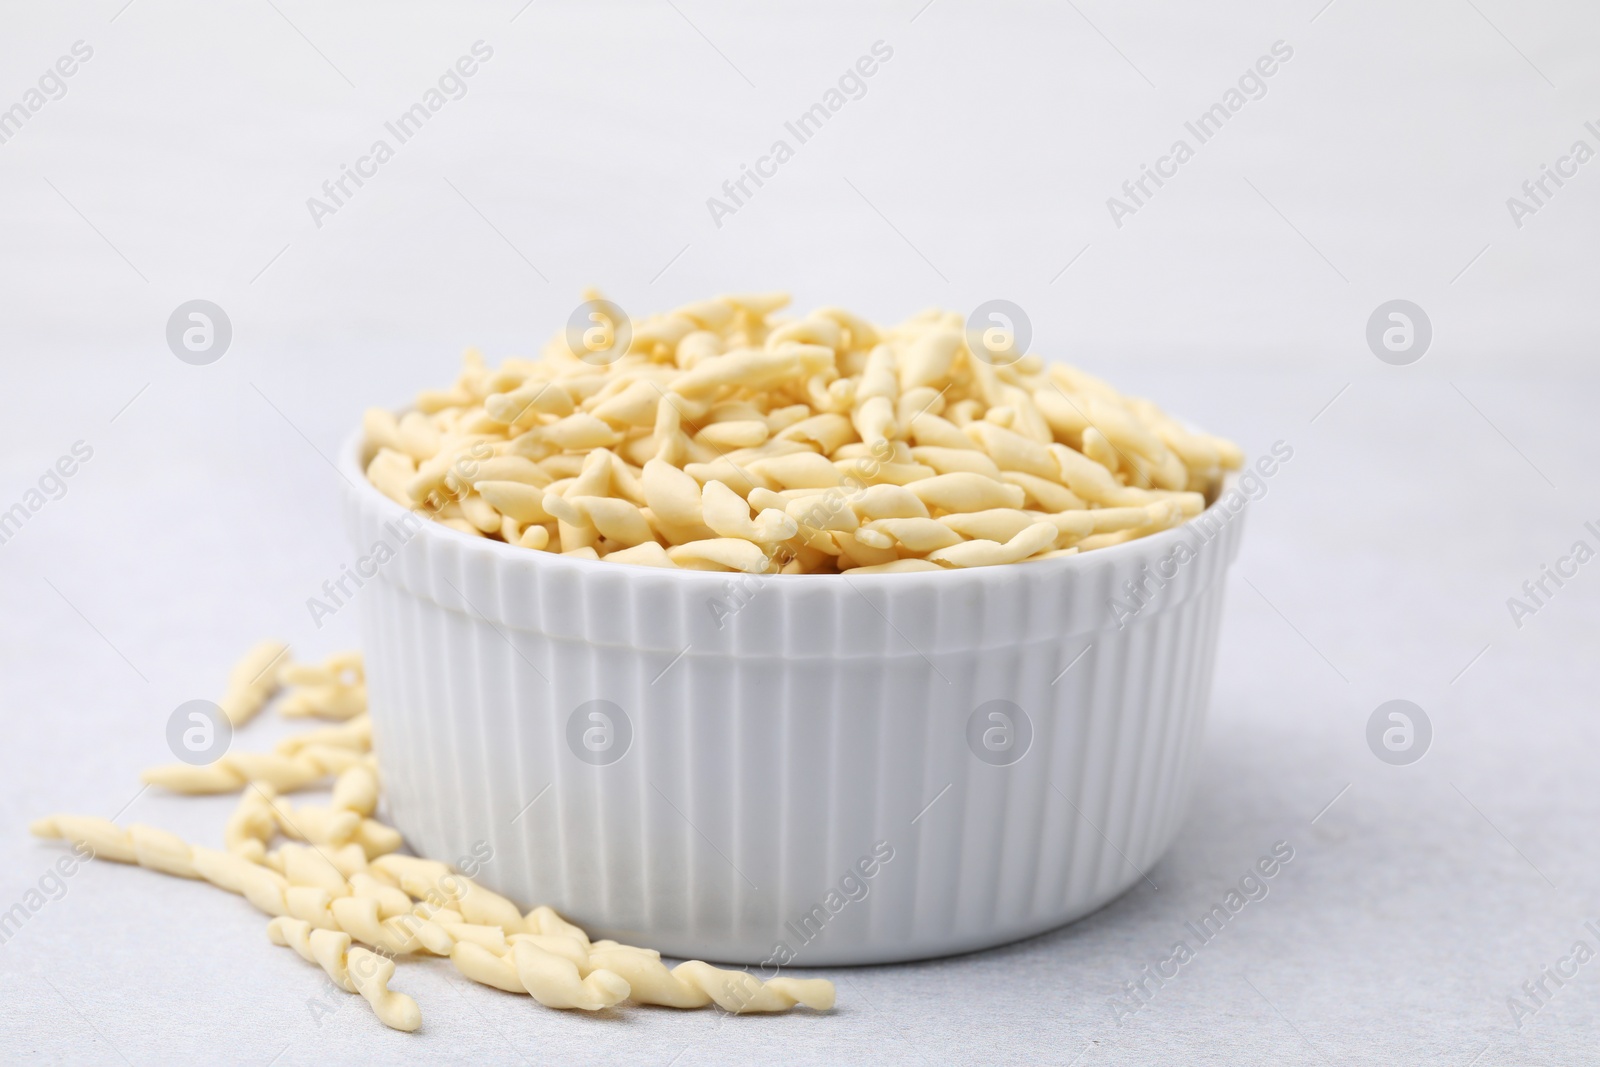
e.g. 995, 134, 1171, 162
965, 421, 1057, 479
268, 918, 421, 1031
926, 521, 1059, 569
278, 651, 366, 721
908, 473, 1026, 514
667, 537, 772, 573
476, 480, 553, 523
863, 517, 965, 553
140, 744, 371, 795
702, 478, 795, 543
785, 492, 858, 533
574, 495, 654, 547
468, 455, 552, 488
938, 508, 1039, 544
30, 645, 838, 1034
224, 784, 278, 861
219, 640, 289, 727
850, 484, 930, 521
697, 419, 769, 449
358, 295, 1240, 573
1001, 471, 1086, 513
365, 448, 415, 505
275, 713, 371, 756
1024, 546, 1080, 562
910, 445, 1003, 478
845, 558, 944, 574
602, 541, 676, 567
747, 451, 846, 490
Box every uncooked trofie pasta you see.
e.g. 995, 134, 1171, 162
31, 646, 834, 1034
362, 294, 1242, 574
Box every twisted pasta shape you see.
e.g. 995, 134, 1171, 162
268, 917, 420, 1031
219, 640, 289, 727
140, 745, 371, 794
32, 815, 391, 935
264, 766, 403, 859
277, 651, 367, 720
31, 815, 834, 1020
274, 713, 372, 756
592, 945, 834, 1012
515, 905, 833, 1013
450, 938, 631, 1011
359, 295, 1242, 573
222, 783, 278, 861
30, 814, 632, 1012
35, 651, 832, 1034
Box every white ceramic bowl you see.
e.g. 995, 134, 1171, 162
340, 431, 1245, 966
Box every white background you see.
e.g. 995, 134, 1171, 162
1, 1, 1597, 1064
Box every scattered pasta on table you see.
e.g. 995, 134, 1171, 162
32, 643, 832, 1033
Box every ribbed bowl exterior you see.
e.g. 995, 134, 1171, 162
339, 434, 1244, 965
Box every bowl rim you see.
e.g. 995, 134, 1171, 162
339, 427, 1243, 588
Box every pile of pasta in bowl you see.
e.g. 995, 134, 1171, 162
362, 294, 1242, 574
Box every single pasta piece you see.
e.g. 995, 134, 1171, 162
277, 651, 366, 720
140, 744, 372, 795
219, 641, 289, 726
268, 918, 421, 1031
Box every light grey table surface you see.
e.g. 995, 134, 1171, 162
2, 2, 1596, 1064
